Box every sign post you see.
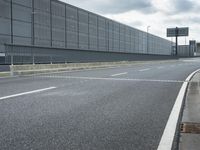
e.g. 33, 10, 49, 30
167, 27, 189, 56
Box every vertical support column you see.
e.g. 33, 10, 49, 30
50, 0, 52, 47
107, 20, 109, 52
175, 27, 178, 56
31, 0, 35, 65
77, 8, 79, 49
65, 4, 67, 48
31, 0, 34, 46
119, 24, 120, 52
10, 0, 13, 44
147, 32, 148, 54
10, 0, 13, 65
112, 22, 114, 51
97, 16, 99, 51
88, 12, 90, 50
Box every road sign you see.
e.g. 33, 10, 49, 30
166, 27, 189, 56
167, 27, 189, 37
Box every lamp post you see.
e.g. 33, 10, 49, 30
147, 26, 151, 54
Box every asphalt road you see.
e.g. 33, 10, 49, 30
0, 58, 200, 150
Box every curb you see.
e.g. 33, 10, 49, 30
157, 69, 200, 150
10, 60, 177, 76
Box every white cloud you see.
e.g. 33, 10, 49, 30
60, 0, 200, 44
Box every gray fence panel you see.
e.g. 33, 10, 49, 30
34, 0, 50, 12
13, 21, 31, 38
14, 0, 32, 7
79, 23, 88, 34
79, 33, 88, 49
52, 15, 65, 29
13, 36, 31, 45
67, 19, 78, 32
0, 0, 174, 65
89, 14, 97, 26
66, 5, 77, 20
78, 10, 88, 24
0, 34, 10, 53
98, 17, 106, 28
51, 1, 65, 48
89, 36, 98, 50
0, 18, 11, 35
66, 31, 78, 49
34, 25, 51, 40
0, 0, 11, 18
12, 3, 32, 22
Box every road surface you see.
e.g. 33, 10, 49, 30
0, 58, 200, 150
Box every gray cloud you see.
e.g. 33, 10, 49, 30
65, 0, 157, 15
174, 0, 195, 12
130, 21, 143, 27
94, 0, 157, 14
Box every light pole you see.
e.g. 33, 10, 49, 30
147, 26, 151, 54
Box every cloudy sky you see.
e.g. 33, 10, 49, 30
60, 0, 199, 44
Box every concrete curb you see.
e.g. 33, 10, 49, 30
157, 69, 200, 150
179, 71, 200, 150
10, 60, 177, 76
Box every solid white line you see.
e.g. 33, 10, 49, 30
39, 75, 185, 83
111, 72, 127, 77
139, 68, 150, 72
157, 69, 200, 150
0, 87, 56, 100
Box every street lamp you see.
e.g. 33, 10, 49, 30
147, 26, 151, 54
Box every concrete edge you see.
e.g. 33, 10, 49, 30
157, 68, 200, 150
10, 60, 178, 76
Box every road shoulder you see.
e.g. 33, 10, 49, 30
179, 72, 200, 150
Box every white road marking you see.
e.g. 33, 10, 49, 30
139, 68, 150, 72
111, 72, 127, 77
157, 69, 200, 150
0, 87, 56, 100
39, 75, 185, 83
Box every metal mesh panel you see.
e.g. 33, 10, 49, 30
66, 5, 77, 20
12, 3, 32, 22
0, 0, 11, 18
14, 0, 32, 7
0, 0, 174, 65
34, 0, 50, 12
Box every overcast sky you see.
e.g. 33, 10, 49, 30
60, 0, 199, 44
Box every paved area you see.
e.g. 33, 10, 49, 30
179, 72, 200, 150
0, 58, 200, 150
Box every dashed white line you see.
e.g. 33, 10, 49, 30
139, 68, 150, 72
111, 72, 127, 77
157, 66, 164, 69
0, 87, 56, 100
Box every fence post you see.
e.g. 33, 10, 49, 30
32, 55, 35, 65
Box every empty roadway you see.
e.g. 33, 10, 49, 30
0, 58, 200, 150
